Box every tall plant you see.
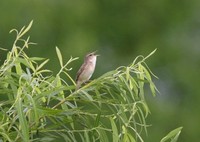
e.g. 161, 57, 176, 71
0, 21, 182, 142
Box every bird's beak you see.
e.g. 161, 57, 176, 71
91, 50, 97, 54
90, 50, 99, 56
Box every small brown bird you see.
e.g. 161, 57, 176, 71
75, 51, 99, 89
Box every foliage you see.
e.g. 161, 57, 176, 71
161, 127, 183, 142
0, 21, 182, 142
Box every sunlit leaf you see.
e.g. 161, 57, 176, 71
18, 20, 33, 39
56, 46, 63, 67
36, 59, 49, 71
160, 127, 183, 142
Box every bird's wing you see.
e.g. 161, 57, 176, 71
75, 62, 86, 82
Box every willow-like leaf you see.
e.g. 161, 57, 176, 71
160, 127, 183, 142
17, 20, 33, 39
56, 46, 63, 67
110, 117, 119, 142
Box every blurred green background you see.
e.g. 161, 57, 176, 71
0, 0, 199, 141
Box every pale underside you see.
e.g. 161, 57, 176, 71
76, 58, 96, 89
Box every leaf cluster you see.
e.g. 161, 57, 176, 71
0, 21, 182, 142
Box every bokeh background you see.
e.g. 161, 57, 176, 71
0, 0, 199, 141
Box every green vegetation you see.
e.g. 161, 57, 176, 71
0, 22, 182, 141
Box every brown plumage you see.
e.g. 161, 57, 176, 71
75, 51, 99, 89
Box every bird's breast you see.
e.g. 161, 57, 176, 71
79, 62, 95, 81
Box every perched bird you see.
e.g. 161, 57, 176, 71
75, 51, 99, 89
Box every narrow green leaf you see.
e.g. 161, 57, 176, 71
143, 48, 157, 61
126, 67, 130, 81
36, 59, 49, 71
94, 113, 101, 127
129, 77, 139, 98
36, 69, 52, 75
137, 64, 145, 100
127, 133, 136, 142
18, 20, 33, 38
15, 62, 23, 75
29, 57, 45, 61
9, 28, 18, 34
99, 129, 109, 142
26, 94, 39, 126
160, 127, 183, 142
142, 65, 157, 97
80, 90, 94, 101
110, 117, 119, 142
98, 70, 118, 80
16, 98, 29, 142
16, 57, 28, 66
56, 46, 63, 67
119, 75, 135, 101
0, 47, 8, 51
0, 132, 12, 142
122, 125, 128, 142
171, 131, 182, 142
84, 131, 90, 142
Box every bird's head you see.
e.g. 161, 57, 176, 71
85, 51, 99, 63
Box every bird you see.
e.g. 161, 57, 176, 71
75, 51, 99, 89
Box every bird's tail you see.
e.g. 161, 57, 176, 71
75, 81, 81, 91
